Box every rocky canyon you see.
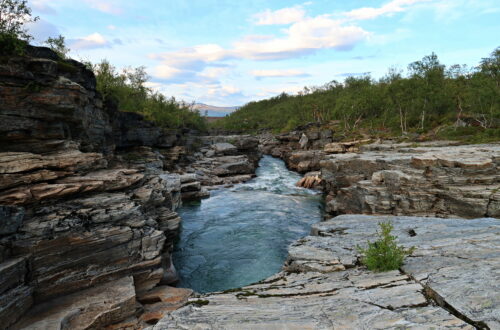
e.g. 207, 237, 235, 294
0, 47, 498, 329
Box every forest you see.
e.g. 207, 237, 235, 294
213, 48, 500, 143
91, 60, 206, 131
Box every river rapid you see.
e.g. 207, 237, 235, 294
173, 155, 323, 293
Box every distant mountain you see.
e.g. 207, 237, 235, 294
192, 103, 238, 117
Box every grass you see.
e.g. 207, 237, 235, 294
357, 221, 415, 272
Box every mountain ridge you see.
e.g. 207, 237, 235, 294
192, 103, 238, 117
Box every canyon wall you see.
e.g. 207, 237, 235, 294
0, 47, 260, 329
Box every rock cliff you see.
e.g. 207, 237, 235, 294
0, 47, 260, 329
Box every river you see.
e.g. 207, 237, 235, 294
173, 155, 323, 293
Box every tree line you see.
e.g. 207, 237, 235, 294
213, 48, 499, 143
0, 0, 206, 131
91, 60, 206, 130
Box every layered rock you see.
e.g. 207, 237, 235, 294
0, 47, 190, 328
153, 215, 499, 329
260, 125, 500, 219
321, 143, 500, 218
182, 135, 261, 189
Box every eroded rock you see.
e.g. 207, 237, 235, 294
153, 215, 498, 329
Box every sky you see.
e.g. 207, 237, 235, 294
27, 0, 499, 107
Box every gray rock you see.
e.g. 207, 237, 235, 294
12, 276, 136, 330
0, 206, 24, 235
212, 143, 238, 155
320, 143, 500, 218
181, 181, 201, 192
153, 215, 498, 329
299, 133, 309, 149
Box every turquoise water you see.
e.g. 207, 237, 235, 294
173, 155, 323, 293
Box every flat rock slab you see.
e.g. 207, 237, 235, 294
153, 215, 498, 329
12, 276, 136, 330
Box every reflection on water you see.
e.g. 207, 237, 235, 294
173, 155, 323, 293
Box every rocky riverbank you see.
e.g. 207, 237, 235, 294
155, 214, 499, 329
0, 47, 260, 329
260, 124, 500, 219
147, 128, 499, 329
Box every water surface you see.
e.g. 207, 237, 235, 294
173, 155, 322, 293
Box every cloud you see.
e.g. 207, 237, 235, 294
233, 15, 369, 60
154, 65, 183, 79
69, 33, 111, 50
207, 85, 242, 97
351, 55, 376, 60
251, 69, 310, 79
150, 44, 230, 83
83, 0, 123, 15
27, 18, 60, 42
150, 15, 369, 83
148, 0, 430, 85
30, 0, 57, 15
344, 0, 431, 20
200, 67, 231, 79
337, 72, 371, 77
258, 85, 304, 97
253, 6, 306, 25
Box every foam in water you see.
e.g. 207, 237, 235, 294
173, 156, 322, 293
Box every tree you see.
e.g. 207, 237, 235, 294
479, 47, 500, 88
0, 0, 38, 40
44, 35, 70, 58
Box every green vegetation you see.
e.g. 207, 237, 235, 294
93, 60, 206, 130
0, 0, 38, 55
213, 48, 500, 143
45, 35, 70, 58
357, 222, 415, 272
185, 299, 210, 306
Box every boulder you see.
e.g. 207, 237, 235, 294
211, 143, 238, 155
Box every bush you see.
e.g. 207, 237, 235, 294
357, 221, 415, 272
0, 33, 27, 55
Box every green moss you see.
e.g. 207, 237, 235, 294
121, 153, 144, 162
222, 287, 242, 293
185, 299, 210, 306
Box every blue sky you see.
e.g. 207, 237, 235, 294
28, 0, 499, 106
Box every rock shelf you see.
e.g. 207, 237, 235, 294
153, 215, 499, 329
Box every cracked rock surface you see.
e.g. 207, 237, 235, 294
153, 215, 499, 329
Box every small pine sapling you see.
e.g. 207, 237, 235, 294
357, 221, 415, 272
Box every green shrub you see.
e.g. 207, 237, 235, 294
357, 221, 415, 272
0, 33, 27, 56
